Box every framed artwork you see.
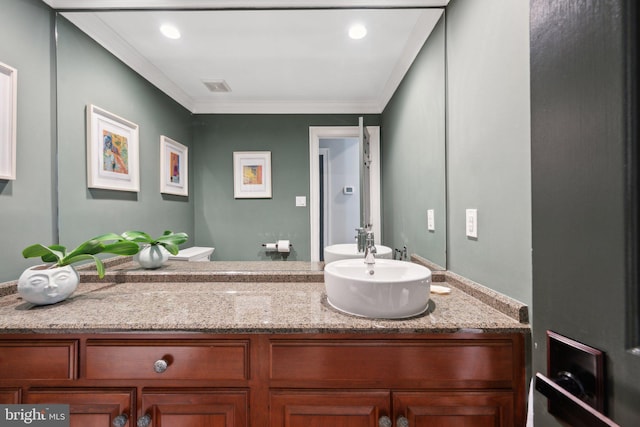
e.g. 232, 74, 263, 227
86, 104, 139, 192
0, 61, 17, 180
233, 151, 272, 198
160, 135, 188, 196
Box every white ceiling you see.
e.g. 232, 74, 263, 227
44, 1, 448, 114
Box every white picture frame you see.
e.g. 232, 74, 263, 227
160, 135, 188, 196
86, 104, 140, 192
0, 61, 17, 180
233, 151, 272, 198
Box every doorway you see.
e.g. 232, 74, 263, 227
309, 126, 381, 262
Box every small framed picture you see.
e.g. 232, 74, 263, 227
0, 61, 17, 180
233, 151, 272, 198
160, 135, 188, 196
86, 104, 140, 192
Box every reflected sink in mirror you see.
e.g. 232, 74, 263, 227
323, 243, 392, 264
324, 259, 431, 319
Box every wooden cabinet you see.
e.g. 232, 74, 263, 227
0, 332, 525, 427
270, 390, 391, 427
140, 390, 248, 427
24, 388, 134, 427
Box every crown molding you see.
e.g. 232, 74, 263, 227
45, 0, 448, 10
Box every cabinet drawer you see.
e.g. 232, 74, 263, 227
86, 339, 249, 381
270, 339, 517, 388
0, 340, 77, 380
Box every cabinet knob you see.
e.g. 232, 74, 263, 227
137, 414, 151, 427
397, 416, 409, 427
378, 415, 392, 427
112, 414, 128, 427
153, 358, 168, 373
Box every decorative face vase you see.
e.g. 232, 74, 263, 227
17, 265, 80, 305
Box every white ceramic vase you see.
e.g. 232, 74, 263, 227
135, 245, 170, 269
17, 264, 79, 305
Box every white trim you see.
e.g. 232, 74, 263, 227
46, 1, 448, 10
192, 99, 381, 115
309, 125, 381, 262
319, 147, 330, 248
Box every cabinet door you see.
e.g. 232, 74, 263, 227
24, 388, 134, 427
0, 388, 20, 403
393, 391, 515, 427
141, 390, 248, 427
270, 390, 391, 427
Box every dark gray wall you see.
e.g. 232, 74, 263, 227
530, 0, 640, 424
381, 14, 446, 268
193, 114, 380, 261
0, 0, 56, 282
56, 16, 195, 249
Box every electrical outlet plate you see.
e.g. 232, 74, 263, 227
547, 330, 605, 416
427, 209, 435, 231
466, 209, 477, 238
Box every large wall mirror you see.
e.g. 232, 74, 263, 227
51, 1, 447, 268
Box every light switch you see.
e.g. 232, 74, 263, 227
296, 196, 307, 207
427, 209, 435, 231
466, 209, 477, 238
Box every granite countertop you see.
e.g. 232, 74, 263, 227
0, 260, 530, 334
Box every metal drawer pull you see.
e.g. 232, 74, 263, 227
137, 414, 151, 427
378, 415, 392, 427
397, 416, 409, 427
153, 358, 168, 373
112, 414, 128, 427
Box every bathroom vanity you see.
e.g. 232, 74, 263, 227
0, 261, 529, 427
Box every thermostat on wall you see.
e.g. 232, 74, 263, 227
343, 186, 355, 195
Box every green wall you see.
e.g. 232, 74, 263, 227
193, 114, 379, 261
0, 0, 56, 282
446, 0, 532, 306
381, 14, 446, 268
56, 16, 195, 250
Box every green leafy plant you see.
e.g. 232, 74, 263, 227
22, 233, 140, 278
121, 230, 188, 255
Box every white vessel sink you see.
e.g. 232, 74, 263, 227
324, 259, 431, 319
323, 243, 392, 264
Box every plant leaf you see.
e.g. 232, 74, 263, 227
102, 241, 140, 256
155, 232, 188, 246
22, 244, 64, 264
160, 242, 180, 255
62, 254, 105, 278
121, 230, 153, 243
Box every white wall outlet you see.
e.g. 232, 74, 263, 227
466, 209, 478, 238
427, 209, 435, 231
296, 196, 307, 207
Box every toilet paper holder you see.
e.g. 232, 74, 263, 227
262, 240, 293, 251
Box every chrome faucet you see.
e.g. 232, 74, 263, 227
355, 227, 367, 253
364, 231, 377, 265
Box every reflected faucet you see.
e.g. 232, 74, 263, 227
364, 231, 377, 265
355, 227, 366, 253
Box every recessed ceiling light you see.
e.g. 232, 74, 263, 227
160, 24, 181, 40
348, 24, 367, 40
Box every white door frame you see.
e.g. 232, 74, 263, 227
318, 147, 330, 248
309, 126, 381, 262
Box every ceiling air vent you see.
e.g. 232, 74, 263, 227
203, 80, 231, 93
